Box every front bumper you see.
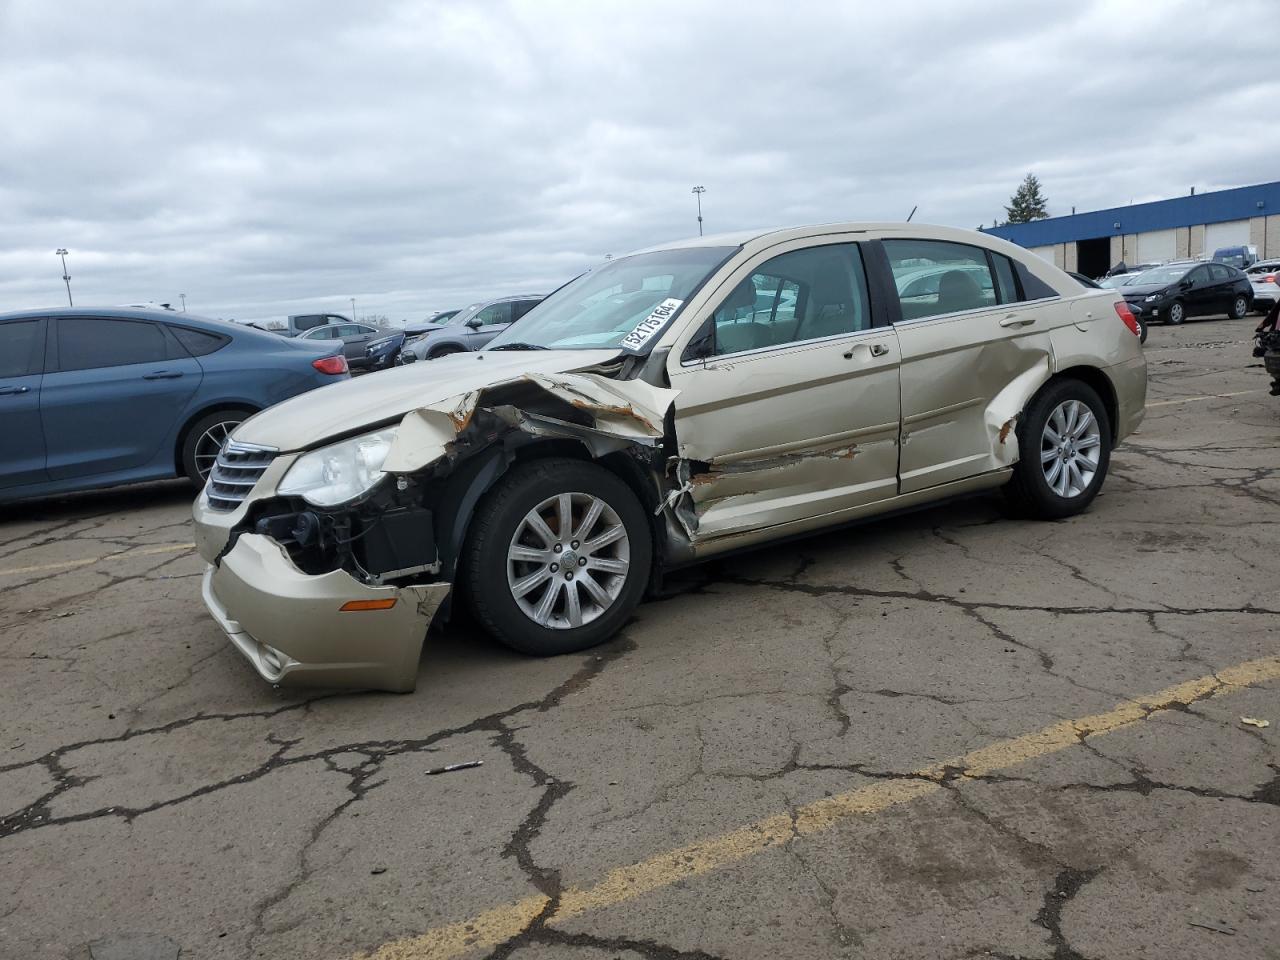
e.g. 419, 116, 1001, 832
1125, 300, 1161, 318
202, 533, 450, 693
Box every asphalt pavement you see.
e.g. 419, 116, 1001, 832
1, 316, 1277, 960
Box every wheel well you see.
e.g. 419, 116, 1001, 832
173, 403, 258, 473
1051, 366, 1119, 441
428, 344, 466, 358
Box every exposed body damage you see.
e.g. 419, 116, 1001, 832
193, 221, 1146, 693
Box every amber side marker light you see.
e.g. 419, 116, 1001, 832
340, 598, 398, 612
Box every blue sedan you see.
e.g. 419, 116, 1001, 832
0, 307, 349, 503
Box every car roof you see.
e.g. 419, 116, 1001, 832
0, 305, 226, 326
626, 221, 1038, 260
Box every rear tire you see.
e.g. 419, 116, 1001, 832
1166, 299, 1185, 325
463, 458, 651, 656
1003, 380, 1111, 520
181, 408, 254, 484
1230, 294, 1249, 319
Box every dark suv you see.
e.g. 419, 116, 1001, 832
1121, 261, 1252, 325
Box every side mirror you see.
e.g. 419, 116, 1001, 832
466, 318, 484, 329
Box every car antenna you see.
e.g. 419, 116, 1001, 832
905, 205, 917, 223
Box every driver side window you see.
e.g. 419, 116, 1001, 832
473, 302, 512, 326
711, 244, 870, 356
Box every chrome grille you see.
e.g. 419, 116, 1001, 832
206, 441, 278, 511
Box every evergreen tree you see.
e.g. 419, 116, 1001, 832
1004, 173, 1049, 223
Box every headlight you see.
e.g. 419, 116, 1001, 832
1144, 294, 1160, 302
277, 429, 396, 507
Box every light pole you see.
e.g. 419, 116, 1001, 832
350, 297, 357, 322
691, 185, 706, 236
179, 293, 187, 312
55, 248, 73, 306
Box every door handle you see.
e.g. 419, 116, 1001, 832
0, 385, 30, 395
999, 314, 1036, 328
843, 343, 891, 359
143, 371, 184, 380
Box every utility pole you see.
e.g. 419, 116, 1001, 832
56, 248, 73, 306
350, 297, 357, 322
180, 293, 187, 312
691, 185, 706, 236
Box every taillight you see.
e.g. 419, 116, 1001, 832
312, 354, 349, 375
1264, 274, 1276, 284
1114, 300, 1141, 337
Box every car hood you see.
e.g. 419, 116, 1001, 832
233, 349, 623, 451
1120, 283, 1169, 298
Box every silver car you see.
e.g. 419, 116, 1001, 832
193, 222, 1146, 692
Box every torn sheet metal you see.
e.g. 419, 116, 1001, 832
381, 371, 677, 473
984, 357, 1051, 467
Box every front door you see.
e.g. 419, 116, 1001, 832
668, 240, 902, 540
42, 316, 202, 481
1183, 265, 1216, 317
0, 317, 49, 490
883, 237, 1057, 494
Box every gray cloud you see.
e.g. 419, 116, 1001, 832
3, 0, 1277, 323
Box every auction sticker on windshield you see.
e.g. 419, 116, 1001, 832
621, 298, 683, 352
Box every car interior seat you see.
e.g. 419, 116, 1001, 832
936, 270, 985, 313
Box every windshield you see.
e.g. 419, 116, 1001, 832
485, 247, 738, 352
1131, 265, 1190, 286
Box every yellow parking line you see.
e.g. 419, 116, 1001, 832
0, 542, 195, 577
1146, 389, 1261, 408
353, 655, 1280, 960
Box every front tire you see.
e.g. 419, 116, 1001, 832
1137, 315, 1149, 344
181, 408, 254, 484
463, 458, 652, 656
1166, 299, 1186, 325
1230, 294, 1250, 319
1004, 380, 1111, 520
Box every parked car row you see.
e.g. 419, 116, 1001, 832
0, 308, 350, 503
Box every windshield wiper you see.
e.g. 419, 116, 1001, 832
488, 342, 550, 351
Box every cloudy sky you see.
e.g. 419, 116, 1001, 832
2, 0, 1277, 325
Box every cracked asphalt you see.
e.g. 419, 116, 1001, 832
2, 315, 1278, 960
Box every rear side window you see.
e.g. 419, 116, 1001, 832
991, 254, 1020, 304
170, 326, 229, 357
56, 317, 169, 371
0, 319, 44, 378
884, 239, 996, 321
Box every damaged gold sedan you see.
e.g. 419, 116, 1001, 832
193, 223, 1146, 691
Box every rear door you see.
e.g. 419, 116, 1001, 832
41, 316, 203, 480
0, 317, 49, 490
884, 238, 1059, 493
1208, 264, 1236, 312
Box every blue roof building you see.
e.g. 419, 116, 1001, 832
984, 180, 1280, 277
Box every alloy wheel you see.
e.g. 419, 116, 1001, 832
193, 420, 240, 482
506, 492, 630, 629
1040, 399, 1102, 498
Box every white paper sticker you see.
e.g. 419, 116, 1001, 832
620, 298, 684, 352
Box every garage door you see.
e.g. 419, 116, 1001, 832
1137, 229, 1176, 264
1028, 245, 1055, 263
1204, 219, 1250, 256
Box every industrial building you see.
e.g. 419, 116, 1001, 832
985, 180, 1280, 277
